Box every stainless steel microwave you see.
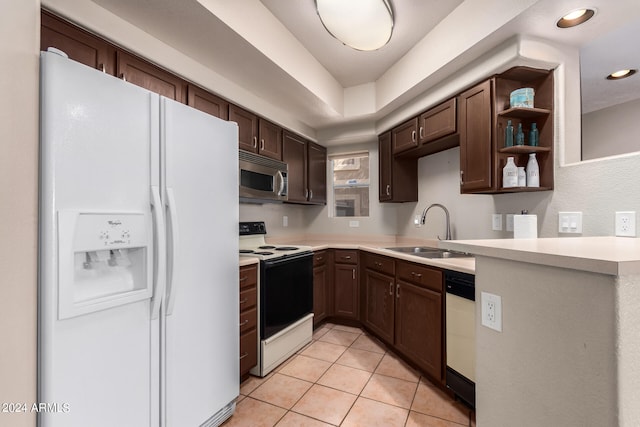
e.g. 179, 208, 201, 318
239, 150, 288, 203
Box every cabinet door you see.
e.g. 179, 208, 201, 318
282, 131, 308, 202
229, 105, 258, 153
395, 281, 442, 382
307, 142, 327, 205
392, 117, 418, 154
459, 79, 493, 193
41, 11, 116, 75
379, 132, 393, 202
313, 264, 327, 326
117, 51, 187, 102
258, 119, 283, 160
364, 269, 395, 344
419, 98, 457, 144
187, 84, 229, 120
334, 264, 359, 319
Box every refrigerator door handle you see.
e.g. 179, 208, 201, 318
165, 187, 180, 316
150, 186, 166, 320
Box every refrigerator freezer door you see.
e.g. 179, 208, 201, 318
161, 97, 239, 426
39, 51, 159, 427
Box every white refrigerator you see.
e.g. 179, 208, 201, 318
39, 50, 239, 427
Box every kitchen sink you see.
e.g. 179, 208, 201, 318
385, 247, 473, 259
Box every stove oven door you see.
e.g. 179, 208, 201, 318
260, 252, 313, 339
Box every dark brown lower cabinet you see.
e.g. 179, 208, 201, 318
394, 280, 442, 382
333, 250, 360, 320
313, 251, 329, 326
239, 265, 258, 378
363, 269, 395, 344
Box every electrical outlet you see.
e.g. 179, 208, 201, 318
492, 214, 503, 231
349, 220, 360, 228
481, 292, 502, 332
615, 211, 636, 237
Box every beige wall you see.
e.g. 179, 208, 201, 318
582, 98, 640, 160
0, 1, 39, 426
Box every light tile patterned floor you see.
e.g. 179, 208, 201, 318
224, 323, 475, 427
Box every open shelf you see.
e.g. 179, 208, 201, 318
498, 186, 553, 193
499, 146, 551, 155
498, 107, 551, 118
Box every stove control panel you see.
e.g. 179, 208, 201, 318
240, 221, 267, 235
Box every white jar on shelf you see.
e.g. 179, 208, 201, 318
526, 153, 540, 187
502, 157, 518, 188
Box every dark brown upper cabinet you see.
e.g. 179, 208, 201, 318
378, 132, 417, 203
392, 118, 419, 155
282, 131, 326, 205
230, 105, 283, 161
116, 51, 187, 103
41, 10, 116, 75
187, 84, 229, 121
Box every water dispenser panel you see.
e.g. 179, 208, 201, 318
57, 210, 152, 320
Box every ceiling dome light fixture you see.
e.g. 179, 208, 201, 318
606, 69, 637, 80
315, 0, 394, 51
556, 8, 596, 28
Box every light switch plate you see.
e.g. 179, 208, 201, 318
349, 220, 360, 228
492, 214, 503, 231
506, 214, 514, 232
558, 211, 583, 233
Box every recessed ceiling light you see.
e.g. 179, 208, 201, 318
606, 69, 637, 80
315, 0, 394, 51
556, 8, 595, 28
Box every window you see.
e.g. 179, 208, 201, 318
330, 153, 369, 217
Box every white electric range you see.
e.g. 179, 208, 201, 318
239, 222, 314, 376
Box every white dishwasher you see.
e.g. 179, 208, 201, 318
445, 270, 476, 408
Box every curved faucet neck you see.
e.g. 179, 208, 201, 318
420, 203, 452, 240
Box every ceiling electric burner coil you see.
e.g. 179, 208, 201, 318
275, 246, 298, 251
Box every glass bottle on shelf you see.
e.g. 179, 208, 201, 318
515, 123, 525, 146
502, 157, 518, 188
504, 120, 514, 147
529, 123, 539, 146
526, 153, 540, 187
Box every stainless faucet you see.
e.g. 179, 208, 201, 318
420, 203, 452, 240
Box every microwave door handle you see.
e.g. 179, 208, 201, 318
276, 171, 285, 196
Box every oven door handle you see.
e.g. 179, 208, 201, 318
262, 251, 313, 267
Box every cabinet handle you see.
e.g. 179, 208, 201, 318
239, 298, 248, 304
239, 319, 249, 327
260, 139, 265, 150
386, 184, 390, 196
419, 126, 424, 140
460, 170, 464, 185
309, 189, 313, 200
253, 136, 257, 148
240, 276, 248, 282
352, 269, 356, 280
240, 352, 249, 360
374, 261, 382, 267
316, 256, 324, 262
396, 283, 400, 299
343, 256, 352, 260
119, 73, 127, 82
389, 282, 393, 296
305, 189, 309, 199
411, 130, 416, 142
99, 63, 106, 73
411, 271, 423, 279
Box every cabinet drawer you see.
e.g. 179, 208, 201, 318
240, 329, 257, 375
313, 250, 327, 267
396, 262, 442, 292
365, 253, 395, 276
239, 265, 258, 289
334, 249, 358, 264
240, 286, 257, 312
239, 307, 257, 334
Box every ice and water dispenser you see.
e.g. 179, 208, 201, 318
57, 211, 152, 319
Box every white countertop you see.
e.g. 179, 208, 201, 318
439, 236, 640, 276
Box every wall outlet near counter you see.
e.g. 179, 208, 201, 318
481, 292, 502, 332
506, 214, 514, 232
349, 220, 360, 228
615, 211, 636, 237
